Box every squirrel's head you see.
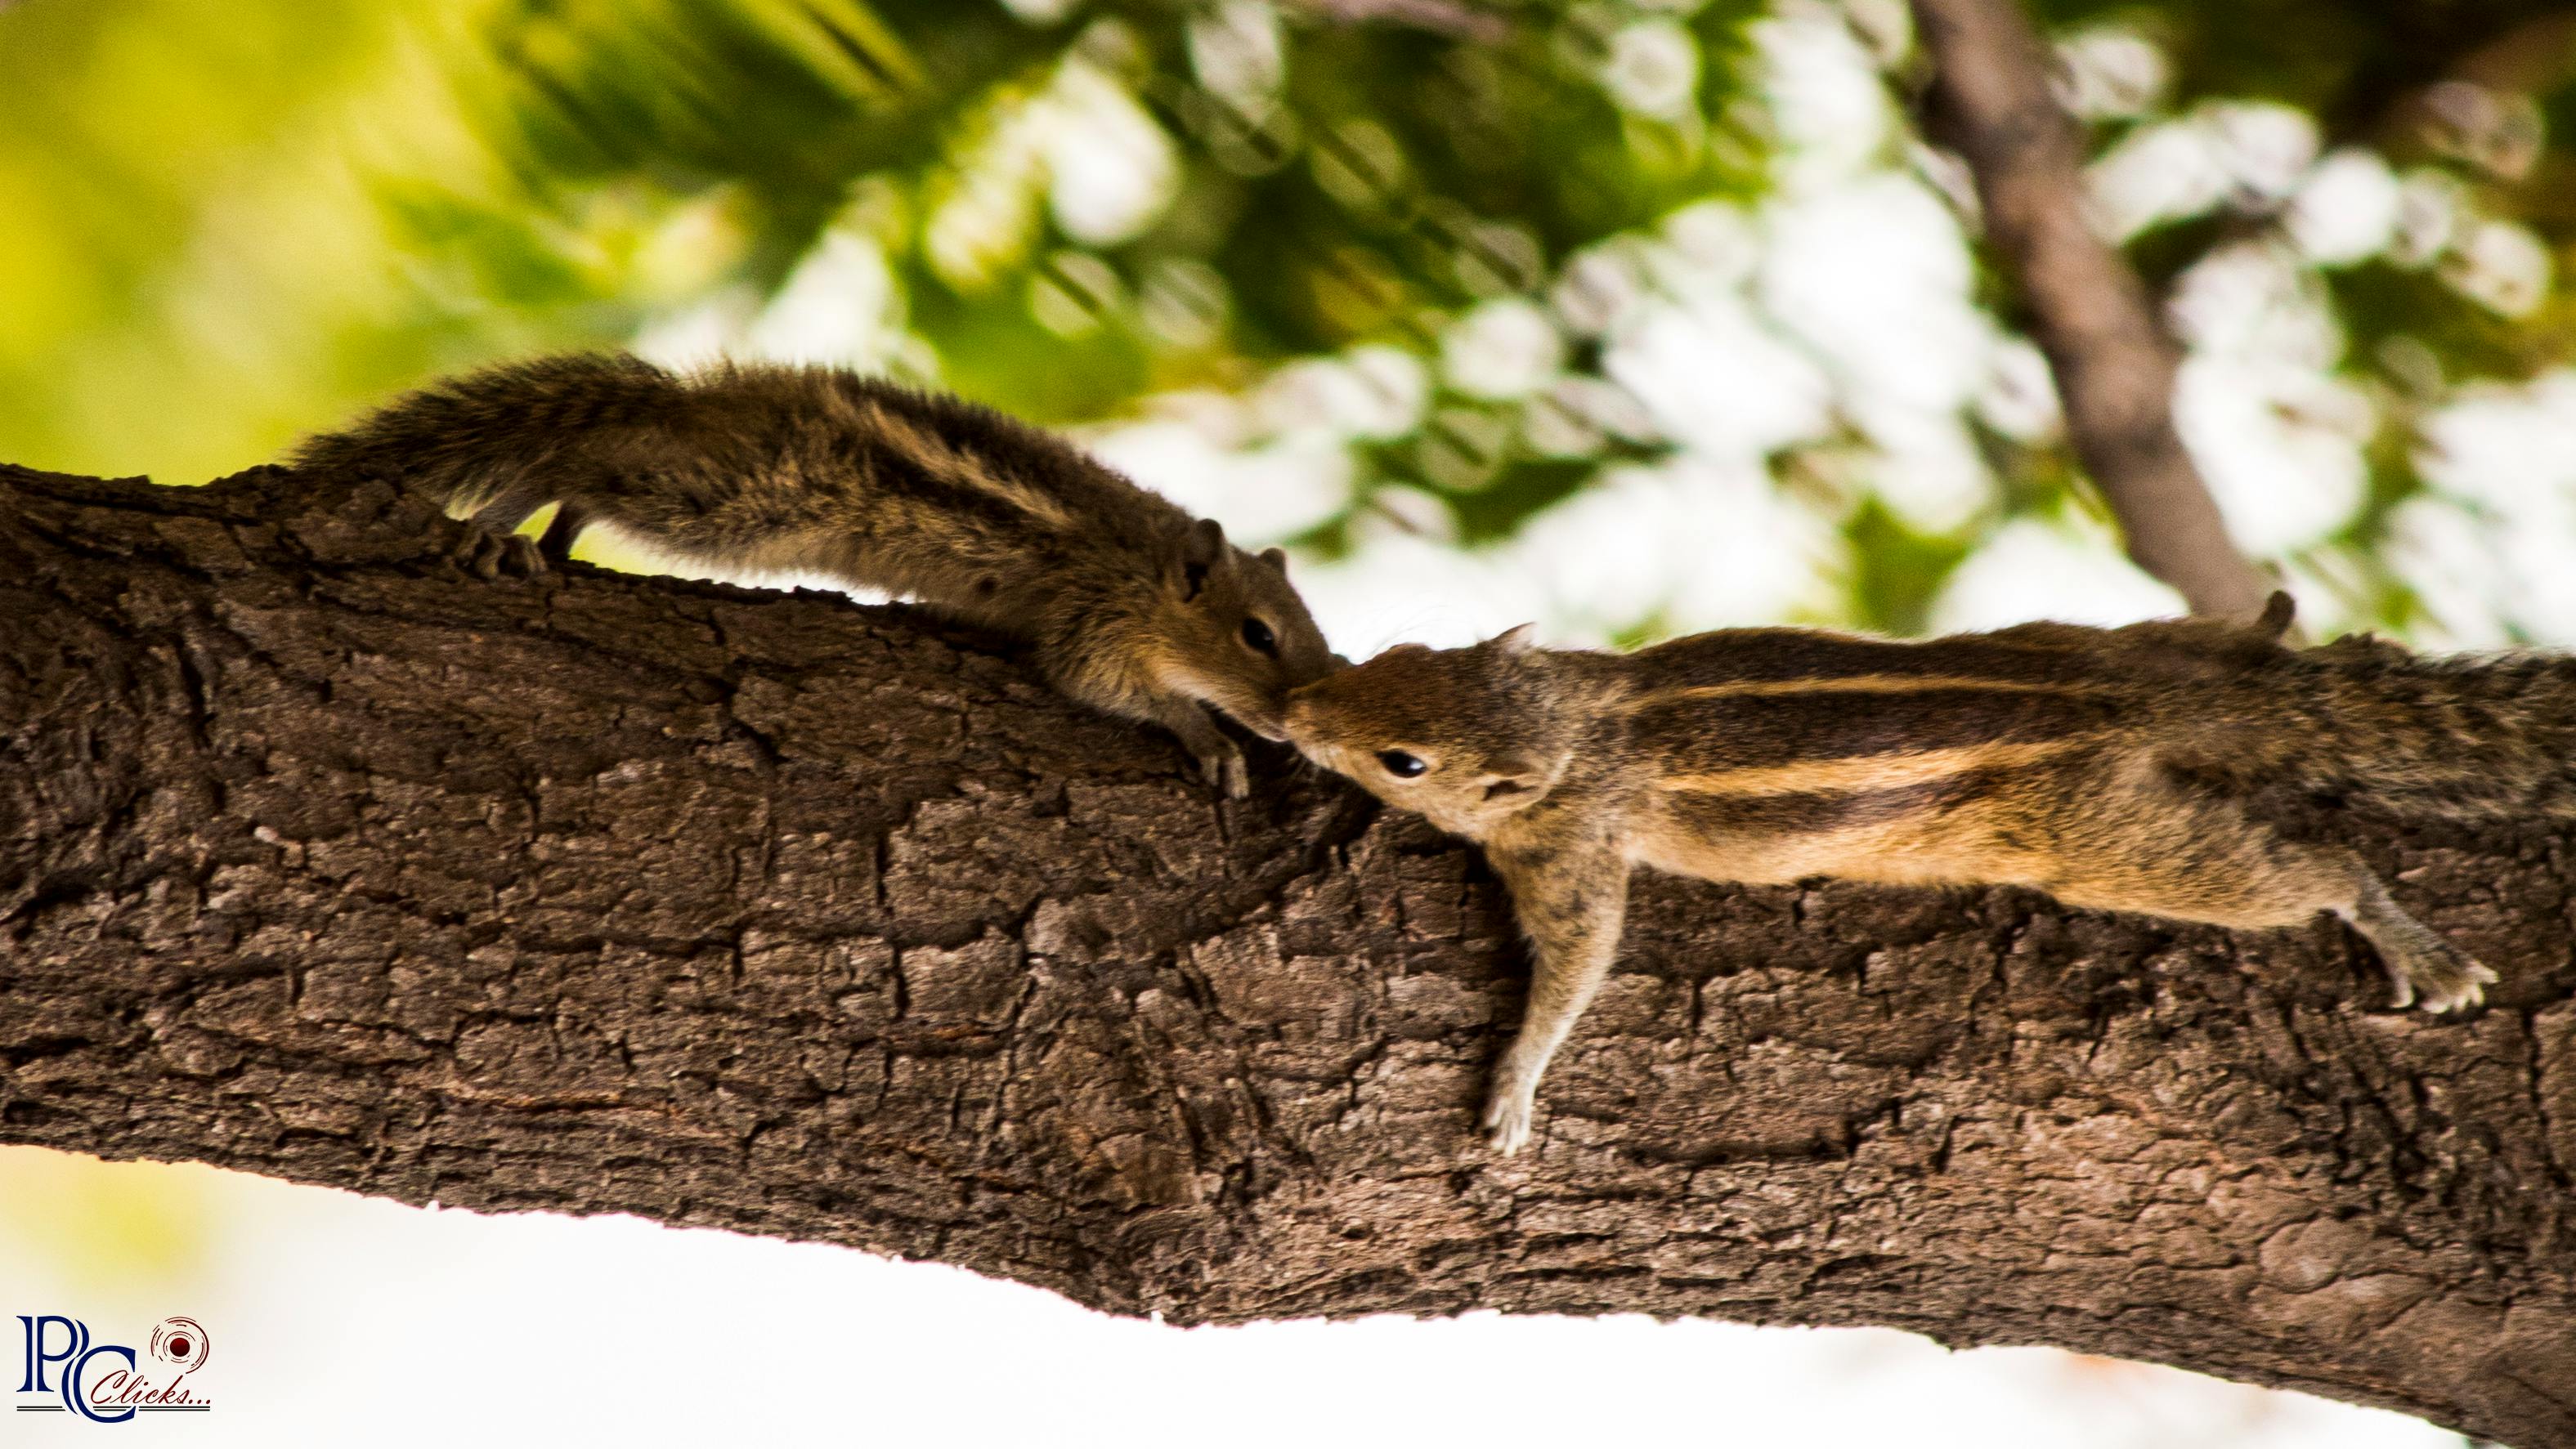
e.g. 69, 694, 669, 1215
1153, 518, 1339, 738
1280, 624, 1575, 837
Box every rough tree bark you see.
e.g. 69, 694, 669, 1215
3, 463, 2574, 1445
1911, 0, 2278, 620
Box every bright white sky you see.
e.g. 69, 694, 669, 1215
10, 2, 2556, 1444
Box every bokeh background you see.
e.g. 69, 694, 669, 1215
7, 0, 2573, 1440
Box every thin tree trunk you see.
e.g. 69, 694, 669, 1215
1911, 0, 2278, 619
3, 463, 2573, 1444
1287, 0, 1507, 42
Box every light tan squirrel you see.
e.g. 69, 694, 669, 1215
293, 353, 1338, 796
1281, 595, 2564, 1153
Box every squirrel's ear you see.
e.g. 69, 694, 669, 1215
2257, 589, 2296, 639
1184, 518, 1228, 568
1489, 623, 1539, 657
1259, 545, 1288, 573
1175, 518, 1230, 599
1480, 752, 1547, 802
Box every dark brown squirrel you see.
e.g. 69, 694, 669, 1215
293, 353, 1339, 796
1281, 593, 2565, 1153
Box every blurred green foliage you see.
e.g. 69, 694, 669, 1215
4, 0, 2574, 642
2028, 0, 2576, 639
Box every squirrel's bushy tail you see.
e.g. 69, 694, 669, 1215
290, 352, 679, 523
2263, 642, 2576, 819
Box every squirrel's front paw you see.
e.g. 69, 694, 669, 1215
1481, 1076, 1537, 1156
448, 527, 547, 581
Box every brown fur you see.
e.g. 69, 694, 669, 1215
293, 353, 1339, 795
1283, 597, 2565, 1153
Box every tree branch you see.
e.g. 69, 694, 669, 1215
1910, 0, 2277, 619
5, 462, 2575, 1443
1282, 0, 1510, 43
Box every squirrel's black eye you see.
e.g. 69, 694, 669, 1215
1377, 749, 1427, 778
1241, 618, 1278, 655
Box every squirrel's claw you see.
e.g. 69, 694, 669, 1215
2378, 937, 2496, 1014
449, 527, 547, 581
2347, 879, 2496, 1014
1199, 745, 1250, 800
2412, 959, 2498, 1014
1481, 1082, 1534, 1156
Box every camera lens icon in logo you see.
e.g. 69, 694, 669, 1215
150, 1317, 210, 1372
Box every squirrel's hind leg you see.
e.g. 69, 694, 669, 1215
2039, 768, 2493, 1013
